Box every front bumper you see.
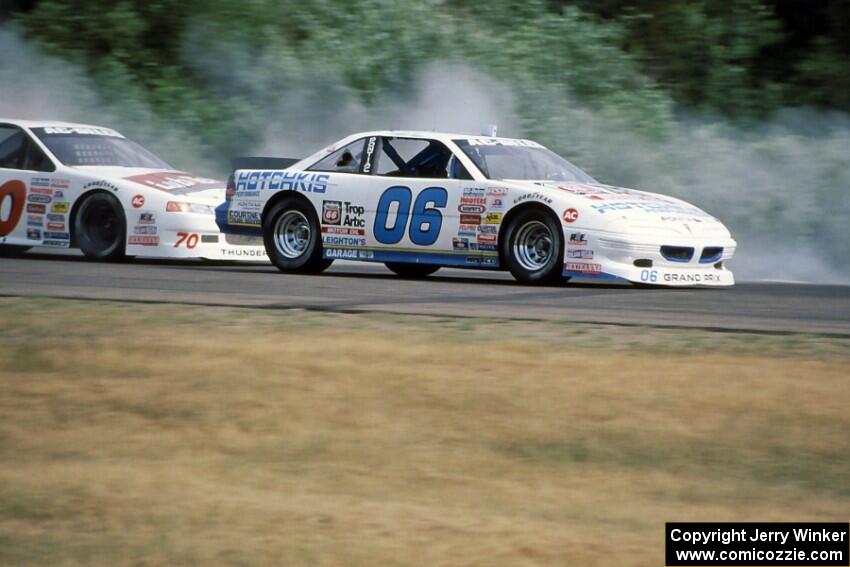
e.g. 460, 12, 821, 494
126, 212, 268, 261
561, 228, 736, 287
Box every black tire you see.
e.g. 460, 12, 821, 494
263, 197, 332, 273
385, 262, 440, 278
0, 245, 31, 257
501, 207, 564, 284
74, 192, 126, 261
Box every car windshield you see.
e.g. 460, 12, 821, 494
32, 126, 173, 169
454, 138, 596, 183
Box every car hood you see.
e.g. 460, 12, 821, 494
75, 166, 226, 202
506, 180, 731, 239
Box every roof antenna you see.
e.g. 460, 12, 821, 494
481, 124, 498, 137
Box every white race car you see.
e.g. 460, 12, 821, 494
0, 119, 267, 261
218, 131, 736, 286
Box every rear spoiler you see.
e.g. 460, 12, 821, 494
230, 156, 300, 170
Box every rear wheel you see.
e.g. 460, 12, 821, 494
502, 207, 564, 284
74, 193, 126, 261
385, 262, 440, 278
263, 198, 332, 273
0, 245, 30, 257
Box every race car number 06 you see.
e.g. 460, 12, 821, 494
374, 186, 448, 246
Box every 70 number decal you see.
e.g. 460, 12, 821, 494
374, 186, 447, 246
174, 232, 199, 249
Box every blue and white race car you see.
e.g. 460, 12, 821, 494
218, 131, 736, 286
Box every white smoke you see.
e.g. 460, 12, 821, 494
0, 26, 216, 174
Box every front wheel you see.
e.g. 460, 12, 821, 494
263, 198, 333, 273
385, 262, 440, 278
74, 192, 126, 261
501, 207, 564, 284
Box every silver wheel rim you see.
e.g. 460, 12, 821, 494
513, 220, 554, 271
273, 210, 312, 259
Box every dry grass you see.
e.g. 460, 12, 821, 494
0, 298, 848, 566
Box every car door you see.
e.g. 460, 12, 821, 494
306, 136, 378, 260
0, 124, 58, 247
367, 136, 471, 262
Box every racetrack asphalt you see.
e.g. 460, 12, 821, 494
2, 252, 849, 335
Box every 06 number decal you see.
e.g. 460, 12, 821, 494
374, 186, 447, 246
175, 232, 199, 249
0, 180, 26, 237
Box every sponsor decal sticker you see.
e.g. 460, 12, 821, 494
235, 170, 329, 193
322, 200, 365, 228
27, 203, 46, 214
138, 212, 155, 224
483, 212, 503, 224
125, 172, 220, 192
83, 180, 120, 192
361, 136, 377, 173
322, 235, 367, 247
322, 200, 341, 225
128, 235, 160, 246
46, 222, 65, 231
43, 231, 69, 240
27, 193, 51, 204
460, 196, 487, 206
221, 248, 267, 257
565, 262, 601, 274
42, 239, 69, 248
477, 233, 497, 244
568, 232, 587, 245
131, 195, 145, 208
563, 208, 579, 223
567, 249, 594, 259
228, 209, 261, 226
322, 226, 366, 236
458, 204, 486, 214
466, 138, 544, 148
460, 214, 481, 225
26, 228, 41, 240
452, 237, 469, 251
513, 192, 553, 205
42, 126, 123, 137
